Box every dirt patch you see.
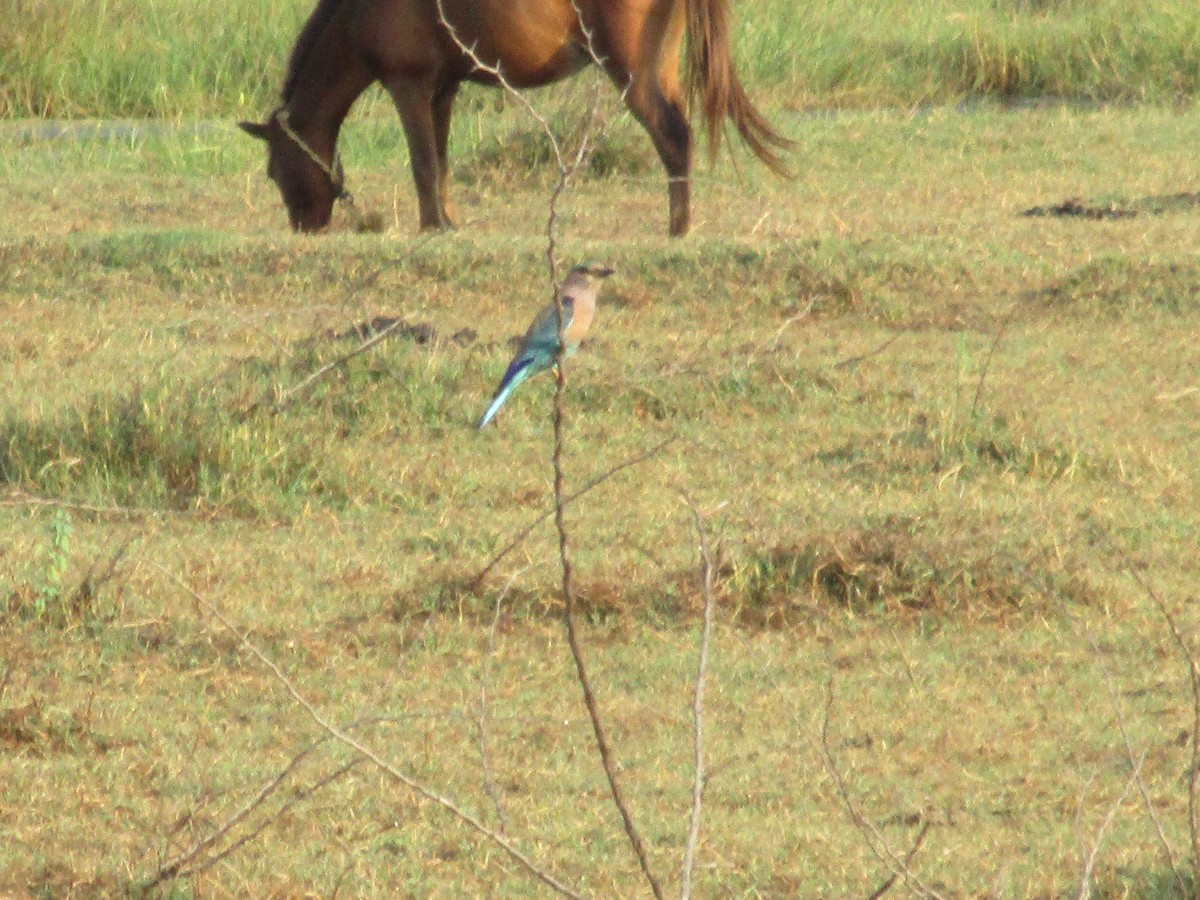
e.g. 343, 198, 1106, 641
721, 524, 1093, 628
386, 521, 1092, 634
1022, 191, 1200, 220
1032, 256, 1200, 316
0, 697, 119, 756
329, 317, 477, 348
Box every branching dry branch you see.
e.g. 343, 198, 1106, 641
471, 436, 677, 588
867, 821, 932, 900
153, 563, 584, 899
1080, 619, 1185, 894
149, 742, 364, 888
544, 76, 669, 900
240, 271, 394, 416
1118, 561, 1200, 883
435, 4, 662, 894
820, 675, 946, 900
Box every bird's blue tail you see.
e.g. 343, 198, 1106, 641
476, 357, 534, 428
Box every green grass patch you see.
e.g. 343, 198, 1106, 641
4, 0, 1200, 118
0, 377, 345, 513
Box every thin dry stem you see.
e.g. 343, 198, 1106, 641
154, 563, 584, 899
1080, 619, 1184, 892
820, 676, 946, 900
1078, 753, 1146, 899
471, 435, 677, 588
832, 334, 904, 372
244, 272, 399, 416
166, 758, 364, 883
552, 373, 663, 899
969, 302, 1019, 419
148, 717, 411, 885
1100, 540, 1200, 884
548, 179, 665, 900
476, 568, 527, 832
744, 298, 815, 367
150, 752, 308, 887
679, 492, 717, 900
868, 822, 933, 900
1120, 562, 1200, 882
0, 486, 161, 520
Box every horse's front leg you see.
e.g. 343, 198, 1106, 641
384, 78, 452, 231
432, 83, 459, 227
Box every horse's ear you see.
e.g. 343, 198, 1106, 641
238, 120, 270, 141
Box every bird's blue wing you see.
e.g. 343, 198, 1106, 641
477, 296, 576, 429
476, 354, 539, 428
525, 296, 575, 352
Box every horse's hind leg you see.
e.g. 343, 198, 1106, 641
626, 88, 691, 236
384, 77, 453, 230
602, 6, 692, 236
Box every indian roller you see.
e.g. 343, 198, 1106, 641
476, 263, 615, 428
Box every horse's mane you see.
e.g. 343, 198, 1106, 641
283, 0, 347, 102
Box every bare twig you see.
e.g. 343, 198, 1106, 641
820, 675, 946, 900
745, 299, 816, 367
832, 334, 903, 372
1154, 386, 1199, 402
149, 737, 364, 887
1080, 619, 1184, 893
548, 163, 665, 900
153, 563, 584, 899
678, 492, 718, 900
969, 302, 1019, 419
471, 435, 677, 588
241, 272, 395, 416
150, 714, 445, 886
1078, 752, 1145, 900
0, 487, 161, 520
1117, 559, 1200, 881
200, 756, 364, 878
71, 532, 137, 613
868, 821, 933, 900
553, 369, 662, 897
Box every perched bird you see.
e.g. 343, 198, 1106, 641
476, 263, 615, 428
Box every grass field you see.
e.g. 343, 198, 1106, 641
3, 2, 1200, 897
3, 0, 1200, 117
2, 94, 1198, 896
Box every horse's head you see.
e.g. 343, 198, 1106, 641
238, 110, 342, 232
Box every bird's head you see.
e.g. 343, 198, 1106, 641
567, 262, 615, 289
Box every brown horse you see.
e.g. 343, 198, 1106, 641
239, 0, 791, 236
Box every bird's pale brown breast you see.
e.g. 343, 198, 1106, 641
563, 291, 596, 345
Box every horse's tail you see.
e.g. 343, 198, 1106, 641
683, 0, 792, 176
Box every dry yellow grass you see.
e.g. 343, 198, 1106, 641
1, 99, 1198, 896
